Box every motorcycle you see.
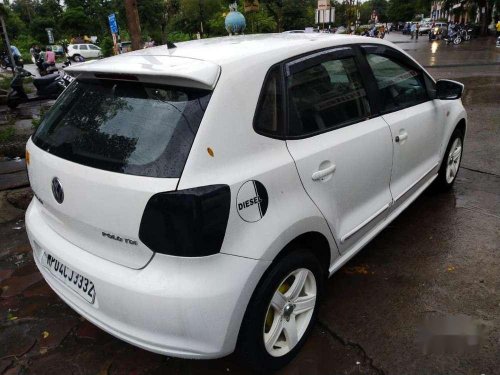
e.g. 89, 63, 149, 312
461, 27, 473, 41
7, 67, 73, 109
444, 26, 462, 45
1, 51, 24, 70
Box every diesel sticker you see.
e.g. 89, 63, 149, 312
237, 180, 268, 222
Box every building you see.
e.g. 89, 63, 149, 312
430, 1, 448, 21
430, 1, 478, 23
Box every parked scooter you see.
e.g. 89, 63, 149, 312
444, 25, 462, 45
460, 26, 472, 41
1, 51, 24, 70
7, 67, 73, 109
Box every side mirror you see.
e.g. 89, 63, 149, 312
436, 79, 464, 100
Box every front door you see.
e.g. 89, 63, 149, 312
285, 47, 394, 254
362, 47, 442, 205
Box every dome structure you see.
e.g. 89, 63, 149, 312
225, 3, 246, 35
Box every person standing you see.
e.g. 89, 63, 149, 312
411, 23, 416, 39
416, 23, 420, 40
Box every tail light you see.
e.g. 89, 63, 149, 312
139, 185, 230, 257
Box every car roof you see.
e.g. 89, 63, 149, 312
65, 34, 398, 89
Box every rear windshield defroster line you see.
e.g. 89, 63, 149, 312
32, 79, 212, 178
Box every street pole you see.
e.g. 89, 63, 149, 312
124, 0, 142, 51
0, 13, 16, 72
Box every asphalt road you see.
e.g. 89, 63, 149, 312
0, 33, 499, 375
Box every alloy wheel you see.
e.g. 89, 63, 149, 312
446, 137, 462, 184
263, 268, 317, 357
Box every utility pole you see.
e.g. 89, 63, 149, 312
0, 3, 16, 72
124, 0, 141, 50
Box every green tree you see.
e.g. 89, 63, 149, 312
60, 6, 92, 37
387, 0, 415, 22
170, 0, 222, 38
260, 0, 315, 32
28, 16, 56, 43
245, 7, 277, 33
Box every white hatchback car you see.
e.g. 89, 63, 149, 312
25, 34, 466, 370
68, 43, 102, 60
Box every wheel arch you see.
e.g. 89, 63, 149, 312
455, 118, 466, 137
272, 231, 331, 276
439, 113, 467, 168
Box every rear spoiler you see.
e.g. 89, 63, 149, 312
64, 55, 220, 90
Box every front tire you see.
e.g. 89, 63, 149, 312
434, 128, 464, 191
237, 250, 325, 371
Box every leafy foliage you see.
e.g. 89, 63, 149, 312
1, 0, 498, 56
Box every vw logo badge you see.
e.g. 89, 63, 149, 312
51, 177, 64, 204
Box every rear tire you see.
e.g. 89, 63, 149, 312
433, 128, 464, 192
237, 249, 325, 371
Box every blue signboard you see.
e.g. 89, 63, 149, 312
108, 13, 118, 34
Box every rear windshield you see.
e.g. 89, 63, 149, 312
32, 79, 211, 178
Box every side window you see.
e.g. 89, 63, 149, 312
89, 45, 99, 50
79, 45, 89, 50
365, 53, 429, 112
254, 65, 284, 137
287, 57, 371, 137
72, 45, 78, 50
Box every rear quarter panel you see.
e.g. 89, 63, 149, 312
177, 58, 338, 263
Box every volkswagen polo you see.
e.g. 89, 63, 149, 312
25, 34, 466, 371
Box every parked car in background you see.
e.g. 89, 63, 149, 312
419, 23, 432, 35
335, 26, 347, 34
402, 22, 413, 35
47, 45, 64, 56
67, 43, 102, 61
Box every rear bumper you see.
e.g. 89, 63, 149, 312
26, 199, 269, 359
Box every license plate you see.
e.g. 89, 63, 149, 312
62, 74, 74, 83
42, 253, 96, 304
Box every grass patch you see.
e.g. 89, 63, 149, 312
32, 107, 48, 130
0, 75, 12, 91
0, 127, 16, 143
0, 75, 34, 92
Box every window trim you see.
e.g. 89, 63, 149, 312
284, 46, 374, 140
253, 43, 434, 141
252, 63, 287, 140
360, 44, 434, 116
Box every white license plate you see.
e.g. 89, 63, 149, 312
42, 252, 96, 304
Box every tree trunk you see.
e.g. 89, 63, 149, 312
124, 0, 142, 50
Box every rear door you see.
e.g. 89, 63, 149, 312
79, 44, 89, 58
285, 47, 394, 253
27, 78, 212, 268
362, 45, 442, 207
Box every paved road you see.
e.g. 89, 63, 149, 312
0, 34, 499, 375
